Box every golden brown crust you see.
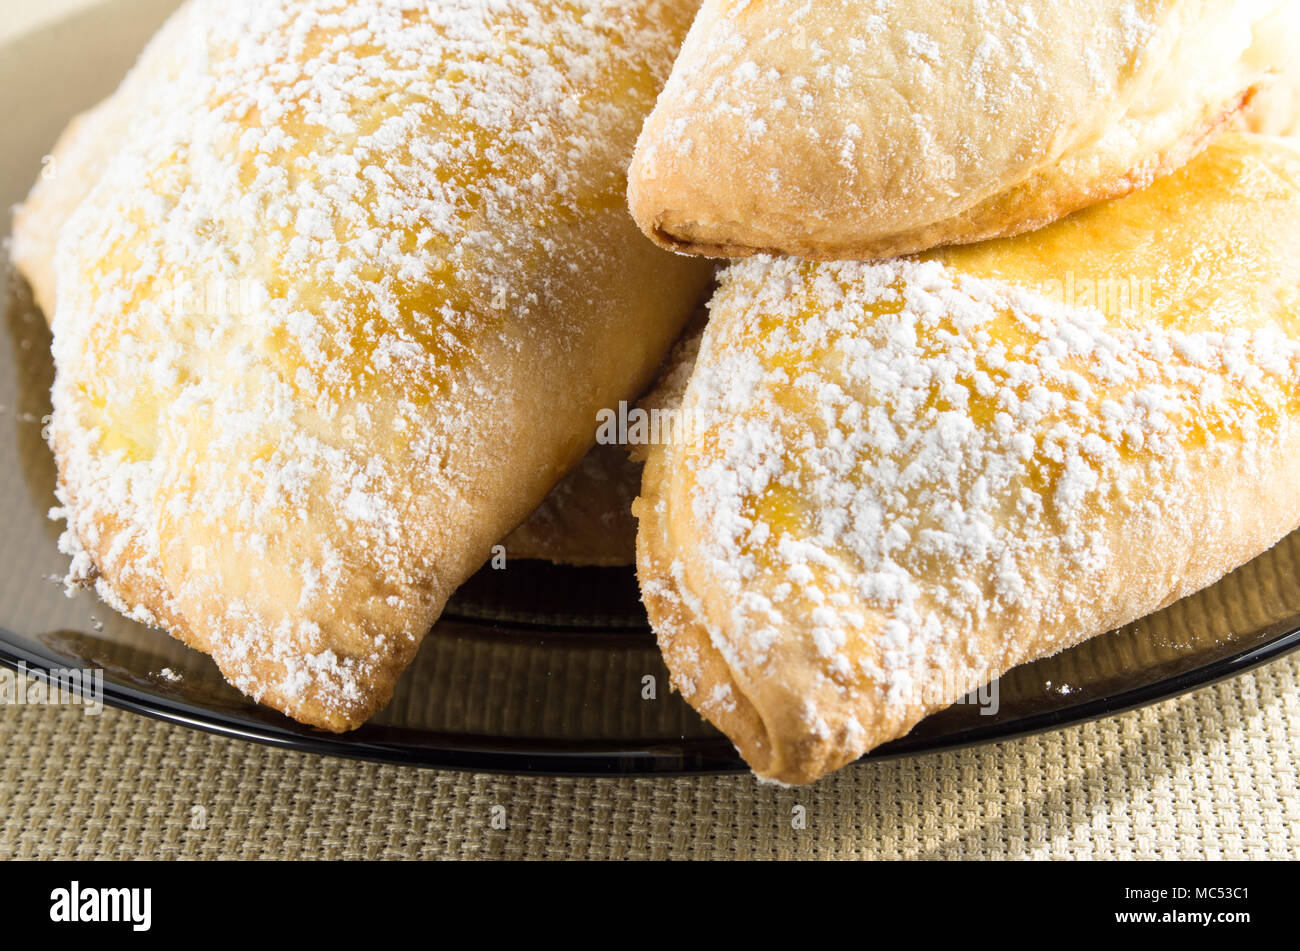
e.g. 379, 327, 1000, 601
636, 135, 1300, 783
20, 0, 710, 731
629, 0, 1299, 261
640, 91, 1252, 263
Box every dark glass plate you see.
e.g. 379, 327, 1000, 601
2, 0, 1298, 776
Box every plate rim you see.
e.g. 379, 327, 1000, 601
3, 621, 1297, 778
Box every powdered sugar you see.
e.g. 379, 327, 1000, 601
630, 0, 1295, 262
639, 0, 1159, 197
37, 0, 695, 724
663, 241, 1300, 729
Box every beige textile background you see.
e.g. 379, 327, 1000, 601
2, 654, 1298, 859
1, 0, 1298, 861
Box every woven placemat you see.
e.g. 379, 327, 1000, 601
2, 653, 1297, 859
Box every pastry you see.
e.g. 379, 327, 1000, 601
16, 0, 710, 730
22, 144, 647, 573
13, 14, 696, 576
635, 134, 1300, 783
628, 0, 1300, 260
20, 129, 647, 573
19, 121, 664, 576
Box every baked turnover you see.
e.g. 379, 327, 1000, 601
14, 0, 710, 729
636, 134, 1300, 783
629, 0, 1299, 260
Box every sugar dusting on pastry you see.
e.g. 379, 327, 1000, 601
629, 0, 1296, 258
34, 0, 704, 727
638, 135, 1300, 781
636, 0, 1162, 213
676, 255, 1297, 697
